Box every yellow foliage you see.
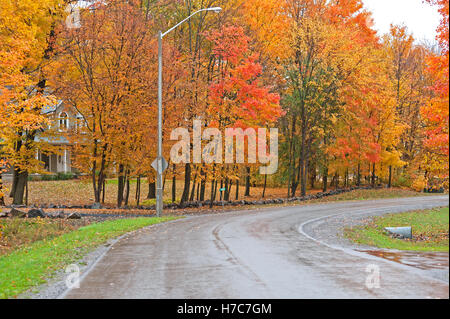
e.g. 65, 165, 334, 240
411, 176, 426, 192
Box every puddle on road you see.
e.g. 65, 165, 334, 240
358, 249, 449, 270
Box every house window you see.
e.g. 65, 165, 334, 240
75, 114, 85, 132
58, 112, 68, 131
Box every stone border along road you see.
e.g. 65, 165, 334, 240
6, 186, 384, 211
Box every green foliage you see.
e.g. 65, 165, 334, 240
392, 175, 412, 188
141, 198, 176, 206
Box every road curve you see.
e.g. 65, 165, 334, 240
64, 196, 449, 299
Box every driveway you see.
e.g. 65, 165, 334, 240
64, 196, 449, 299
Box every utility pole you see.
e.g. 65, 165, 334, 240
153, 7, 222, 217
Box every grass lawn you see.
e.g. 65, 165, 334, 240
0, 216, 177, 299
0, 217, 84, 255
345, 207, 449, 252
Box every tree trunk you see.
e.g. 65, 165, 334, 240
322, 167, 328, 192
245, 166, 251, 197
189, 181, 196, 202
219, 179, 224, 201
117, 164, 125, 207
181, 163, 191, 203
235, 179, 239, 200
189, 170, 197, 201
147, 181, 156, 199
92, 158, 97, 202
25, 177, 28, 206
371, 164, 376, 187
102, 179, 106, 204
225, 179, 232, 201
299, 100, 308, 197
288, 116, 296, 198
95, 148, 107, 204
209, 179, 216, 208
10, 168, 18, 198
171, 164, 176, 203
13, 170, 28, 205
262, 174, 267, 198
388, 165, 393, 188
291, 180, 298, 197
124, 175, 130, 206
213, 179, 218, 201
196, 181, 200, 201
357, 163, 361, 186
309, 163, 316, 189
200, 180, 205, 201
299, 132, 307, 197
136, 176, 141, 206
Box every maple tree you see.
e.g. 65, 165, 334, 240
206, 24, 282, 200
422, 0, 449, 187
0, 0, 64, 204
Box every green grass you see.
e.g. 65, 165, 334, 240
345, 207, 449, 252
0, 217, 178, 299
141, 198, 179, 206
0, 218, 80, 255
105, 178, 138, 185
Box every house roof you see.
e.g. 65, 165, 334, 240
42, 100, 63, 115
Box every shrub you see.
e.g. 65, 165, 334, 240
393, 175, 412, 188
29, 172, 77, 181
411, 176, 426, 192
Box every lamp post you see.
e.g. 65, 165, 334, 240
155, 7, 222, 217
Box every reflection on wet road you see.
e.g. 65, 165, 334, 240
361, 250, 448, 270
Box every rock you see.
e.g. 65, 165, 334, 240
384, 227, 412, 239
9, 208, 26, 218
27, 208, 45, 218
91, 202, 102, 209
47, 211, 65, 219
67, 212, 82, 220
11, 204, 26, 208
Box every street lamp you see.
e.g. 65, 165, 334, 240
154, 7, 222, 217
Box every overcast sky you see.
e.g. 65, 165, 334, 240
362, 0, 440, 43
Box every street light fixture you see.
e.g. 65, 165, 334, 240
154, 7, 222, 217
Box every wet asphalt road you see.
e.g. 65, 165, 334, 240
64, 196, 449, 299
